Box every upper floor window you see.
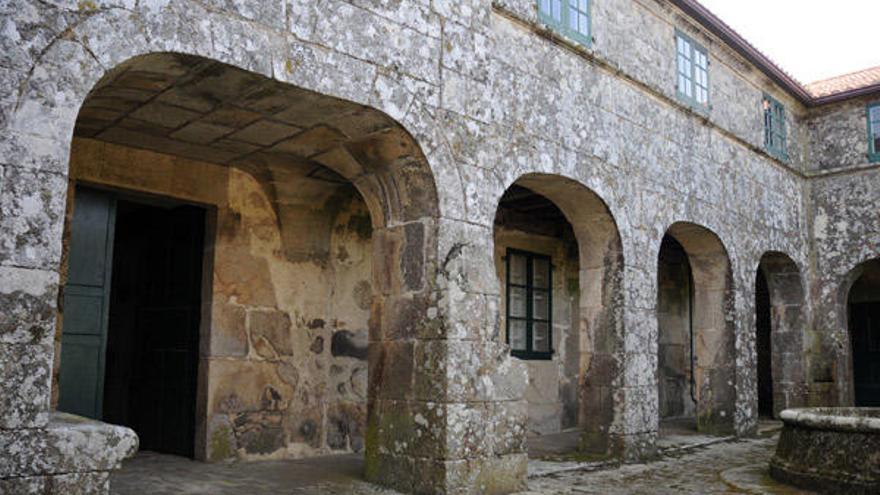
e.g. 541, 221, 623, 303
868, 103, 880, 163
675, 31, 709, 109
506, 249, 553, 360
539, 0, 591, 47
763, 94, 788, 160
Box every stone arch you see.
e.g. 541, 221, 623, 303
656, 222, 735, 435
755, 252, 808, 417
492, 173, 625, 455
839, 258, 880, 407
46, 50, 442, 491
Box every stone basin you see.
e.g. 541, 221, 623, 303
770, 408, 880, 494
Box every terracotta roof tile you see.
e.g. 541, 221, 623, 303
806, 66, 880, 98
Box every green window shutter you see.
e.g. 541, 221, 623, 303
675, 30, 709, 111
538, 0, 592, 47
867, 103, 880, 163
763, 94, 788, 161
58, 187, 117, 420
506, 249, 554, 360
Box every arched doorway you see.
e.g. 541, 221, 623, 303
53, 53, 439, 478
755, 252, 807, 418
492, 174, 624, 456
847, 259, 880, 407
656, 223, 735, 435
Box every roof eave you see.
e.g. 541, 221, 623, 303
670, 0, 815, 105
811, 83, 880, 106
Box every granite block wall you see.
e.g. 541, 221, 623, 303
0, 0, 877, 493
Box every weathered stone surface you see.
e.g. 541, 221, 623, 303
0, 413, 137, 478
0, 266, 58, 345
0, 167, 67, 270
771, 408, 880, 494
249, 310, 294, 359
0, 342, 52, 428
1, 0, 879, 493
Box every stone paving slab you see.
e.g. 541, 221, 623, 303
112, 436, 810, 494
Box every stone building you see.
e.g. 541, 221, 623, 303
0, 0, 879, 493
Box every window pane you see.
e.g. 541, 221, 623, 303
552, 0, 562, 21
533, 257, 550, 288
509, 253, 527, 285
509, 287, 527, 318
533, 322, 550, 353
533, 290, 550, 320
677, 55, 688, 75
874, 136, 880, 152
579, 13, 589, 35
510, 320, 527, 351
540, 0, 550, 15
870, 106, 880, 122
580, 0, 588, 11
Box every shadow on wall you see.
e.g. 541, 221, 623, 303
492, 173, 625, 457
53, 51, 440, 487
656, 222, 735, 436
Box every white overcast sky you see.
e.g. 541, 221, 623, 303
697, 0, 880, 84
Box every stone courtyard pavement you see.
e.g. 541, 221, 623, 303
111, 434, 813, 495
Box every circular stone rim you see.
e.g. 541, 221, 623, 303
779, 407, 880, 432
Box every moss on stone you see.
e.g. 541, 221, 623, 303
209, 425, 235, 462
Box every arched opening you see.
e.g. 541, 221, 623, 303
492, 174, 624, 458
755, 268, 773, 417
656, 223, 735, 436
847, 259, 880, 407
755, 252, 807, 418
52, 53, 439, 481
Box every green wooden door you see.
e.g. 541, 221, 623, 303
57, 187, 116, 420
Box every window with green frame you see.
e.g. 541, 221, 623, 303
506, 249, 553, 360
538, 0, 591, 47
763, 94, 788, 160
867, 103, 880, 163
675, 31, 709, 110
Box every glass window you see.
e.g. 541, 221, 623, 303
763, 94, 788, 160
539, 0, 591, 46
869, 104, 880, 162
506, 249, 553, 360
675, 31, 709, 110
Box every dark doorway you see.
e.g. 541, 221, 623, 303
657, 235, 695, 421
755, 269, 774, 417
851, 303, 880, 407
102, 199, 205, 457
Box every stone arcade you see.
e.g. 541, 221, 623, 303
1, 0, 879, 493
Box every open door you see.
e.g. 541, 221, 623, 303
58, 187, 116, 419
59, 188, 204, 458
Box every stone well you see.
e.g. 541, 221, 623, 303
770, 408, 880, 494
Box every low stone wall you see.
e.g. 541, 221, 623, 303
0, 413, 138, 494
770, 408, 880, 494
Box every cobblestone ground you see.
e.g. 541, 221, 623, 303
111, 435, 813, 494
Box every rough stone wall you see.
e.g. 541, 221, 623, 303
807, 168, 880, 407
2, 0, 872, 493
65, 138, 372, 461
807, 95, 878, 173
493, 226, 580, 435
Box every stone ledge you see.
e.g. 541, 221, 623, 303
779, 407, 880, 432
0, 413, 138, 479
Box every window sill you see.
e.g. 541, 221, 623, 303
675, 94, 710, 115
512, 350, 554, 361
538, 16, 593, 49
